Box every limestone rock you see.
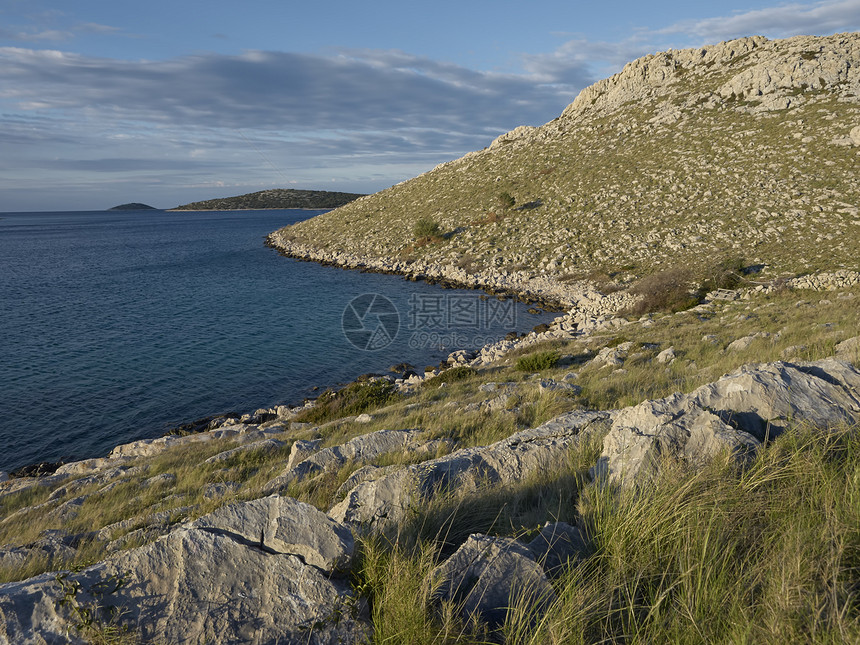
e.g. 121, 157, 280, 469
0, 529, 363, 644
263, 428, 422, 493
599, 359, 860, 485
849, 124, 860, 146
0, 497, 365, 644
189, 494, 354, 572
726, 335, 756, 352
431, 534, 554, 626
330, 411, 611, 531
835, 336, 860, 360
286, 438, 323, 469
203, 438, 286, 465
656, 347, 676, 364
0, 530, 76, 573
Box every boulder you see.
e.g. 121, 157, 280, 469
286, 438, 323, 469
431, 534, 554, 627
527, 522, 589, 576
0, 497, 364, 644
263, 428, 422, 493
835, 336, 860, 361
189, 494, 354, 573
726, 335, 755, 352
330, 411, 611, 532
656, 347, 676, 364
598, 359, 860, 485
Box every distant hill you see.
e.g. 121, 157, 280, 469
172, 189, 366, 211
109, 203, 158, 211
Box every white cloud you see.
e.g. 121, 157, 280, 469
658, 0, 860, 42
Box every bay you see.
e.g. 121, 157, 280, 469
0, 209, 554, 471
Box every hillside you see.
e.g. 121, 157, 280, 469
270, 33, 860, 297
172, 188, 365, 211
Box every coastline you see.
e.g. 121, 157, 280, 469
264, 229, 639, 315
6, 216, 859, 480
1, 230, 631, 480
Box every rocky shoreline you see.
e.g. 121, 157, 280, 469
6, 266, 857, 484
264, 230, 639, 312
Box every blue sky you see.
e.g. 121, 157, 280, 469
1, 1, 859, 211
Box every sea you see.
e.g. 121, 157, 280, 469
0, 209, 556, 472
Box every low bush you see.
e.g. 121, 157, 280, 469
701, 255, 746, 292
498, 191, 516, 209
515, 350, 561, 372
626, 268, 700, 316
295, 379, 398, 424
413, 216, 442, 239
423, 366, 476, 387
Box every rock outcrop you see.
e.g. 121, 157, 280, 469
329, 411, 611, 531
0, 496, 365, 644
596, 358, 860, 485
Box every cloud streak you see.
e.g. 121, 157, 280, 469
657, 0, 860, 42
0, 47, 585, 134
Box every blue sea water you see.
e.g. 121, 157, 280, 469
0, 209, 554, 471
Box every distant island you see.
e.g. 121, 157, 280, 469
108, 203, 159, 211
171, 188, 366, 211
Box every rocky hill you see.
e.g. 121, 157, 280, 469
172, 188, 365, 211
270, 33, 860, 298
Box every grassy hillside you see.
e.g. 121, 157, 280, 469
276, 34, 860, 288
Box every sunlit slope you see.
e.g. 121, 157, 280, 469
276, 34, 860, 280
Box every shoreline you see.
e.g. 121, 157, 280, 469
165, 207, 332, 212
264, 229, 639, 315
8, 216, 859, 480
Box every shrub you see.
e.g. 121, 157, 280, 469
423, 366, 476, 387
413, 217, 441, 239
295, 379, 398, 423
627, 268, 699, 316
515, 350, 561, 372
498, 191, 516, 209
701, 256, 746, 292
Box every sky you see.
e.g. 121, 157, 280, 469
1, 1, 859, 211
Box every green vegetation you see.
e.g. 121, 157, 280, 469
515, 350, 561, 372
424, 366, 476, 387
294, 379, 400, 424
172, 188, 365, 211
413, 216, 443, 240
354, 422, 860, 643
498, 191, 516, 209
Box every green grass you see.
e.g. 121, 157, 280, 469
352, 422, 860, 644
294, 379, 400, 424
